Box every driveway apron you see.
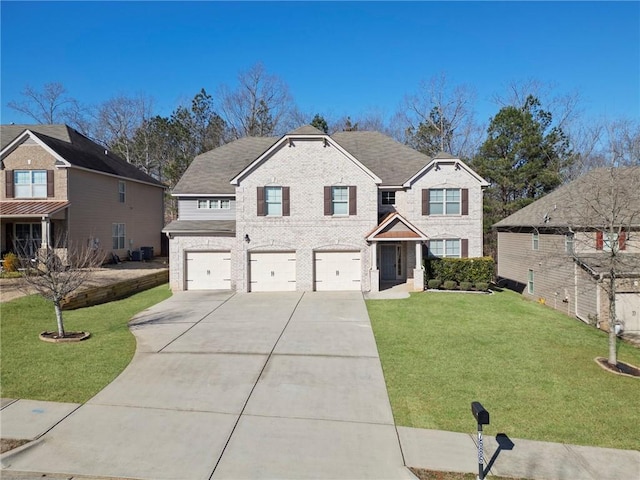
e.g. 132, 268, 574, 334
1, 291, 413, 480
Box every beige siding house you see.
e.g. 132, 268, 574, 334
164, 125, 488, 293
1, 125, 165, 262
495, 167, 640, 333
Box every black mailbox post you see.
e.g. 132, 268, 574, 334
471, 402, 490, 480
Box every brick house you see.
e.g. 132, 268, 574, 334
1, 124, 165, 262
163, 125, 488, 293
494, 167, 640, 333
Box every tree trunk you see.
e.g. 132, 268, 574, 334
54, 301, 66, 338
607, 271, 617, 366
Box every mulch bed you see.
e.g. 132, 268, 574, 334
595, 357, 640, 378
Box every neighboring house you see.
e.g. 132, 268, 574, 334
494, 167, 640, 333
163, 125, 488, 293
1, 124, 165, 263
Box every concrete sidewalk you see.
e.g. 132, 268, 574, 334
3, 399, 638, 479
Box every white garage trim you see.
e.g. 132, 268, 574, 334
185, 251, 231, 290
314, 251, 362, 291
249, 251, 296, 292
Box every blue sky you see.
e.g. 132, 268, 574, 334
1, 1, 639, 127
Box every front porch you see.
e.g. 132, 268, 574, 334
366, 212, 427, 293
0, 200, 70, 259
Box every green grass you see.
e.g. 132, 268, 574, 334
367, 290, 640, 451
0, 285, 172, 403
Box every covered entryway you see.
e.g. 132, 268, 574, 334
314, 251, 361, 291
249, 251, 296, 291
185, 251, 231, 290
617, 293, 640, 333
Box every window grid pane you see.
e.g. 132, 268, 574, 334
265, 187, 283, 216
429, 240, 444, 257
14, 170, 47, 198
332, 186, 348, 215
445, 239, 460, 257
382, 191, 395, 205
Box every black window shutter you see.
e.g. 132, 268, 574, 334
461, 188, 468, 215
257, 187, 265, 216
349, 186, 357, 215
282, 187, 290, 216
6, 170, 14, 198
47, 170, 55, 197
422, 189, 429, 215
324, 186, 332, 216
461, 239, 469, 258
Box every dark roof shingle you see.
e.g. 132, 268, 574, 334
1, 124, 164, 187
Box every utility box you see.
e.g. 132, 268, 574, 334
130, 250, 142, 261
140, 246, 154, 260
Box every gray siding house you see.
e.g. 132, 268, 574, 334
1, 125, 165, 261
164, 125, 489, 293
495, 167, 640, 333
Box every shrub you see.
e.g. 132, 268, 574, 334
443, 280, 458, 290
427, 279, 442, 289
2, 252, 19, 273
475, 282, 489, 291
426, 257, 494, 284
460, 281, 473, 291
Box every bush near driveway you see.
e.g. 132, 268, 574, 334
0, 285, 172, 403
367, 290, 640, 451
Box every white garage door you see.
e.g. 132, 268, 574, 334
185, 251, 231, 290
616, 293, 640, 333
315, 251, 361, 291
250, 252, 296, 292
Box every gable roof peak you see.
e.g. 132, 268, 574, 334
286, 125, 325, 136
433, 151, 457, 160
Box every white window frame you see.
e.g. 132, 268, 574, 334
332, 186, 349, 215
532, 232, 539, 251
112, 223, 125, 250
265, 186, 283, 216
381, 191, 396, 205
118, 181, 126, 203
528, 269, 534, 294
14, 170, 47, 198
603, 232, 618, 252
428, 239, 461, 258
565, 233, 574, 254
429, 188, 461, 215
197, 199, 231, 209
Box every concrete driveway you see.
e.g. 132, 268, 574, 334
1, 291, 414, 480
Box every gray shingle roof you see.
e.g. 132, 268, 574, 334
331, 131, 434, 186
173, 136, 277, 195
494, 167, 640, 229
287, 125, 325, 135
1, 124, 164, 187
162, 220, 236, 235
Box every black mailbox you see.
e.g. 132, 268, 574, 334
471, 401, 490, 425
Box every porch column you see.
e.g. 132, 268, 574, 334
413, 241, 425, 291
370, 242, 380, 292
41, 216, 50, 249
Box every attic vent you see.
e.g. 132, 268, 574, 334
104, 150, 108, 155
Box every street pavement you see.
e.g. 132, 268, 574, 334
2, 291, 639, 480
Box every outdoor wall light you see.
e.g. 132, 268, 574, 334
244, 234, 250, 243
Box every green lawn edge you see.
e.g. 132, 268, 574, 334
0, 284, 172, 403
367, 289, 640, 451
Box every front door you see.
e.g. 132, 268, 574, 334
381, 244, 402, 281
15, 223, 41, 257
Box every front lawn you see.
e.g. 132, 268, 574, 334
0, 285, 172, 403
367, 290, 640, 451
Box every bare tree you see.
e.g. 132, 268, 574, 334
92, 94, 155, 164
491, 78, 583, 132
398, 72, 482, 159
7, 82, 87, 128
17, 234, 104, 338
561, 167, 640, 367
217, 63, 296, 138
